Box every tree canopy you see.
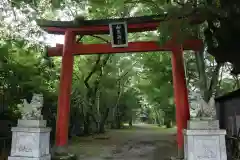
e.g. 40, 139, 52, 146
1, 0, 240, 137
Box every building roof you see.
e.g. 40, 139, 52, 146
215, 89, 240, 102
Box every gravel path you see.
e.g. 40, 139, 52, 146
68, 124, 177, 160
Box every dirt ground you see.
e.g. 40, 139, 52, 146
67, 124, 177, 160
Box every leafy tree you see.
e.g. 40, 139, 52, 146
0, 39, 58, 122
2, 0, 240, 142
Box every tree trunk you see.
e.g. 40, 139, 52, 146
94, 90, 101, 133
99, 122, 105, 133
165, 120, 172, 128
195, 50, 208, 100
83, 55, 111, 134
116, 119, 121, 129
98, 107, 110, 133
83, 113, 90, 135
128, 119, 133, 127
195, 50, 222, 101
156, 117, 161, 126
114, 108, 121, 129
204, 62, 222, 101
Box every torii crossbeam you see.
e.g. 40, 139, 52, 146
37, 14, 203, 157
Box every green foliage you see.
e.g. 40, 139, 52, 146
2, 0, 240, 137
158, 18, 197, 45
134, 53, 175, 124
0, 39, 58, 117
158, 21, 172, 46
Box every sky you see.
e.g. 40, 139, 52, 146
45, 34, 64, 46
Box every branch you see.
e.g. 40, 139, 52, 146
207, 62, 223, 99
73, 71, 81, 81
78, 35, 108, 44
86, 54, 112, 113
118, 71, 130, 80
216, 65, 224, 95
90, 35, 109, 43
101, 54, 111, 67
8, 0, 17, 21
88, 111, 98, 123
117, 61, 138, 81
64, 2, 76, 18
93, 55, 111, 95
84, 55, 102, 89
77, 35, 83, 43
76, 62, 85, 80
114, 81, 123, 110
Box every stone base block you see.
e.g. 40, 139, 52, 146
8, 154, 51, 160
9, 127, 51, 159
18, 120, 47, 128
184, 129, 227, 160
188, 120, 219, 130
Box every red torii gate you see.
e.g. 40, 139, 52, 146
37, 15, 203, 156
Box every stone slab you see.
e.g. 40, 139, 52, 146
188, 120, 219, 130
184, 129, 227, 160
18, 120, 46, 128
184, 129, 226, 135
12, 127, 51, 132
10, 127, 51, 158
8, 154, 51, 160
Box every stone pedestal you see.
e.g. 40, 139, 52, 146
184, 120, 227, 160
187, 119, 219, 130
8, 120, 51, 160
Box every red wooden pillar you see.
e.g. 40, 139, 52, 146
55, 31, 75, 147
171, 46, 190, 157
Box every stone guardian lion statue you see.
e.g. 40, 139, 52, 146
18, 93, 44, 120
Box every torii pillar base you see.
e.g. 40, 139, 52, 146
51, 147, 77, 160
